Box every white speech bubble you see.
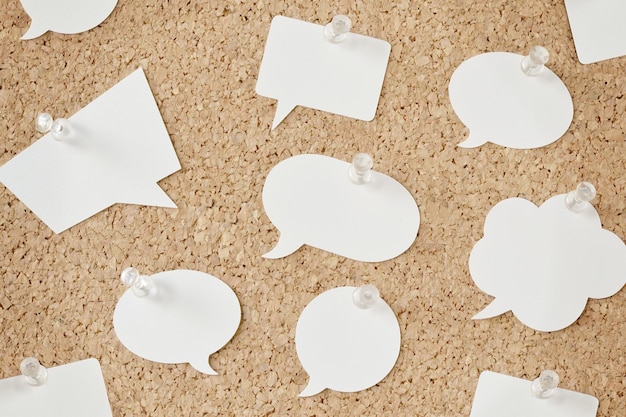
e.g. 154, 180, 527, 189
470, 195, 626, 332
449, 52, 573, 149
470, 371, 598, 417
19, 0, 117, 40
256, 15, 391, 130
0, 67, 181, 233
295, 286, 400, 396
262, 154, 420, 262
113, 270, 241, 375
0, 358, 113, 417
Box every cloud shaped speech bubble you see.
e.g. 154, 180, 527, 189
256, 16, 391, 129
0, 68, 181, 233
449, 52, 573, 149
470, 195, 626, 332
295, 286, 401, 396
262, 154, 420, 262
20, 0, 117, 40
113, 270, 241, 375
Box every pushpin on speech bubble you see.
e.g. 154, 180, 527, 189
256, 15, 391, 130
449, 48, 573, 149
262, 153, 420, 262
113, 269, 241, 375
0, 67, 181, 233
295, 285, 401, 396
19, 0, 118, 40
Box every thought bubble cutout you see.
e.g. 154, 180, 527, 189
20, 0, 117, 39
296, 286, 400, 396
256, 15, 391, 129
449, 52, 573, 149
0, 67, 181, 233
565, 0, 626, 64
470, 371, 598, 417
0, 358, 112, 417
262, 154, 420, 262
113, 270, 241, 374
470, 195, 626, 332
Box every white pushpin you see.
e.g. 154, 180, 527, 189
35, 112, 72, 141
20, 357, 48, 386
520, 46, 549, 76
324, 15, 352, 43
531, 369, 559, 399
120, 267, 156, 297
348, 153, 373, 185
352, 284, 380, 309
564, 181, 596, 213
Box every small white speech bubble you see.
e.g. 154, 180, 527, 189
256, 16, 391, 129
470, 195, 626, 332
0, 68, 181, 233
20, 0, 117, 40
113, 270, 241, 375
262, 154, 420, 262
295, 286, 400, 396
449, 52, 573, 149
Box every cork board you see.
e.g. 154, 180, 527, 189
0, 1, 624, 416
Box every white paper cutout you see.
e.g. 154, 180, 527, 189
470, 371, 598, 417
0, 358, 112, 417
256, 15, 391, 129
564, 0, 626, 64
0, 68, 181, 233
19, 0, 117, 40
113, 270, 241, 375
449, 52, 573, 149
262, 154, 420, 262
295, 286, 401, 396
470, 194, 626, 332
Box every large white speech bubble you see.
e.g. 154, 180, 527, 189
470, 371, 598, 417
449, 52, 573, 149
0, 358, 112, 417
470, 195, 626, 332
256, 15, 391, 129
20, 0, 118, 40
295, 286, 401, 396
262, 154, 420, 262
0, 67, 181, 234
113, 270, 241, 375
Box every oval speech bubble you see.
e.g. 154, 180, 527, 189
449, 52, 573, 149
295, 286, 401, 396
113, 270, 241, 374
262, 154, 420, 262
20, 0, 118, 40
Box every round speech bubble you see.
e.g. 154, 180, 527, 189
113, 270, 241, 374
449, 52, 573, 149
20, 0, 118, 40
295, 286, 401, 396
262, 154, 420, 262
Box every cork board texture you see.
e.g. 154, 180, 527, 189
1, 1, 625, 416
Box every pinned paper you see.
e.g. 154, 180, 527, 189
470, 371, 598, 417
470, 194, 626, 332
256, 15, 391, 129
295, 286, 401, 396
113, 270, 241, 375
19, 0, 117, 40
262, 154, 420, 262
449, 52, 573, 149
0, 358, 112, 417
0, 68, 181, 233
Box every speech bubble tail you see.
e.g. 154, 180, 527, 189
118, 182, 177, 208
189, 355, 218, 375
21, 22, 49, 40
457, 130, 486, 148
472, 297, 510, 320
271, 101, 296, 130
262, 235, 303, 259
298, 380, 326, 397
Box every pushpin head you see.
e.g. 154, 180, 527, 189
20, 357, 48, 386
531, 370, 559, 399
348, 153, 373, 185
353, 284, 380, 309
324, 15, 352, 43
121, 267, 155, 297
50, 118, 71, 141
520, 46, 549, 76
35, 113, 54, 133
564, 181, 596, 213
